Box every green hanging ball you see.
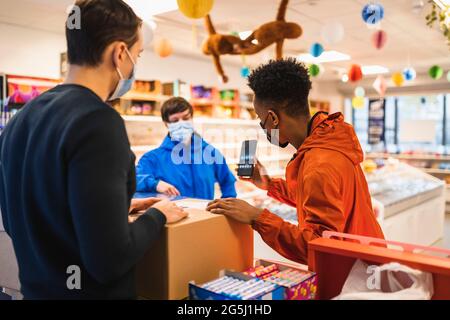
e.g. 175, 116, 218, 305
309, 64, 320, 77
429, 65, 443, 80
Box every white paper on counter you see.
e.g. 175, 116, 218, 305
173, 199, 210, 210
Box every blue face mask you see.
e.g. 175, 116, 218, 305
108, 48, 136, 101
168, 120, 194, 143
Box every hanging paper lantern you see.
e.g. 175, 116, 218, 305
310, 43, 324, 58
309, 64, 320, 77
429, 65, 444, 80
362, 3, 385, 25
372, 30, 387, 50
154, 38, 173, 58
373, 75, 387, 96
321, 21, 345, 45
403, 67, 416, 81
354, 86, 365, 97
391, 72, 404, 87
352, 96, 365, 109
142, 22, 155, 48
177, 0, 214, 19
241, 66, 250, 78
348, 64, 363, 82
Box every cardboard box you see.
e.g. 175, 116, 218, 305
250, 259, 317, 300
189, 270, 285, 300
136, 206, 254, 300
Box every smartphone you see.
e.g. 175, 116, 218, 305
237, 140, 258, 177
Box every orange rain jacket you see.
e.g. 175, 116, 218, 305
253, 112, 384, 264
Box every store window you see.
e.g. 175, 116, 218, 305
397, 94, 445, 153
349, 98, 369, 152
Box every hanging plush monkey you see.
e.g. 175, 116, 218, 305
202, 0, 302, 83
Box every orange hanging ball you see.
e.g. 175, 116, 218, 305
177, 0, 214, 19
154, 38, 173, 58
348, 64, 363, 82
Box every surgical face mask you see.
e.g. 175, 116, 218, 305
168, 120, 194, 143
108, 48, 136, 101
260, 112, 289, 148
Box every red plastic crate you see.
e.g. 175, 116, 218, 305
308, 231, 450, 300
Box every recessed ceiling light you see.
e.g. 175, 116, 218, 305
297, 50, 351, 63
125, 0, 178, 20
362, 65, 390, 75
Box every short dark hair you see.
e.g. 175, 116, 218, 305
161, 97, 194, 122
248, 58, 312, 117
66, 0, 142, 66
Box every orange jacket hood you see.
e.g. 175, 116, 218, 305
298, 112, 364, 165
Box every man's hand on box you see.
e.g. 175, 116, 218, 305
206, 198, 263, 225
156, 181, 181, 197
152, 199, 188, 224
129, 197, 162, 215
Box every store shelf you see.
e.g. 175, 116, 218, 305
367, 153, 450, 162
421, 168, 450, 175
122, 92, 171, 102
122, 115, 259, 126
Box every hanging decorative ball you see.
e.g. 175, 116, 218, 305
403, 67, 416, 81
309, 64, 321, 77
142, 21, 155, 48
429, 65, 444, 79
241, 66, 250, 78
321, 21, 345, 45
310, 43, 324, 58
411, 0, 425, 14
348, 64, 363, 82
352, 96, 365, 109
362, 3, 385, 25
372, 30, 387, 50
154, 38, 173, 58
447, 70, 450, 82
373, 75, 387, 96
177, 0, 214, 19
391, 72, 405, 87
354, 86, 366, 97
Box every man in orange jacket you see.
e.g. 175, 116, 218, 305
207, 58, 384, 264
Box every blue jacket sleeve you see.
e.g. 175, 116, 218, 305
213, 149, 237, 198
135, 152, 160, 192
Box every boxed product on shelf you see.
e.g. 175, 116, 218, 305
244, 259, 317, 300
189, 270, 284, 300
136, 207, 254, 300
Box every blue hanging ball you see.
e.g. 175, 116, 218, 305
362, 4, 384, 25
241, 66, 250, 78
403, 68, 416, 81
310, 43, 324, 58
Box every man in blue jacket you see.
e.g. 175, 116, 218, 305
136, 97, 237, 200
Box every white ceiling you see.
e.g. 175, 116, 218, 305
0, 0, 449, 81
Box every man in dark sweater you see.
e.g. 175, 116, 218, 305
0, 0, 187, 299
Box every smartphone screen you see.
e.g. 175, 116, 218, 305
237, 140, 258, 177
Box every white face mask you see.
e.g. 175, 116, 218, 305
168, 120, 194, 143
108, 48, 136, 101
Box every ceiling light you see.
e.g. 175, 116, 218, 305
361, 65, 389, 75
238, 31, 252, 40
433, 0, 450, 10
341, 74, 349, 83
125, 0, 178, 21
297, 50, 351, 63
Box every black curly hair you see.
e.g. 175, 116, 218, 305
248, 58, 312, 117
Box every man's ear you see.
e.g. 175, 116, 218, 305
111, 42, 127, 69
268, 110, 280, 127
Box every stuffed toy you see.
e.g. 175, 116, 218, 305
202, 0, 302, 83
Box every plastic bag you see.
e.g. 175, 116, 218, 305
333, 259, 433, 300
